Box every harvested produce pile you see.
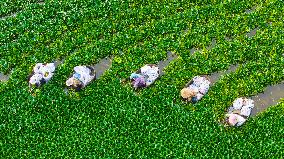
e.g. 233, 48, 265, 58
0, 0, 283, 157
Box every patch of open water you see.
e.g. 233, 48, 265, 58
251, 81, 284, 116
92, 56, 112, 79
208, 64, 239, 84
0, 72, 10, 82
246, 27, 259, 38
158, 51, 178, 76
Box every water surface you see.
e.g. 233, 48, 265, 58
245, 6, 257, 14
0, 72, 10, 82
246, 27, 259, 38
206, 38, 216, 50
251, 82, 284, 116
208, 64, 239, 84
92, 57, 112, 79
158, 51, 178, 76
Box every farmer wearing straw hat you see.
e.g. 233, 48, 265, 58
181, 76, 211, 103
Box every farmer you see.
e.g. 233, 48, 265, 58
130, 64, 160, 89
66, 65, 96, 91
28, 63, 56, 87
180, 76, 211, 103
225, 97, 255, 126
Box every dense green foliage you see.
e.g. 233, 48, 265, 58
0, 0, 283, 157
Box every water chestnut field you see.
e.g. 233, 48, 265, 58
0, 0, 283, 158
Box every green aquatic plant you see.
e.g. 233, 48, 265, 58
0, 0, 283, 157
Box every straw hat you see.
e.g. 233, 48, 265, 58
66, 77, 82, 87
181, 88, 196, 100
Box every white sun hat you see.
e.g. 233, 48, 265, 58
29, 73, 43, 85
45, 63, 56, 72
33, 63, 44, 73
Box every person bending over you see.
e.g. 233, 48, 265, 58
225, 97, 254, 127
130, 64, 160, 89
66, 66, 96, 91
28, 63, 56, 88
181, 76, 211, 103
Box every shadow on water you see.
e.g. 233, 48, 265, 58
0, 72, 10, 82
92, 56, 112, 79
158, 51, 178, 76
246, 27, 259, 38
251, 81, 284, 116
208, 64, 239, 84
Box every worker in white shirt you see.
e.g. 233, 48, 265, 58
29, 63, 56, 87
66, 66, 96, 91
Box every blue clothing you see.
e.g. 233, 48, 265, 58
191, 97, 198, 104
130, 73, 142, 79
73, 73, 81, 80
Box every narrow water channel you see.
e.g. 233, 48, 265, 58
251, 82, 284, 116
158, 51, 178, 76
208, 64, 239, 84
92, 56, 112, 79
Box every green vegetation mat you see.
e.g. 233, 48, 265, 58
0, 0, 283, 157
